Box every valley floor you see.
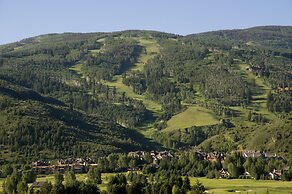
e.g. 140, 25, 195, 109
2, 173, 291, 194
195, 177, 292, 194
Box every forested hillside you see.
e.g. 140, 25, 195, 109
0, 79, 154, 164
0, 26, 291, 164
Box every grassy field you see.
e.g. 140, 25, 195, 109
36, 173, 88, 183
163, 105, 219, 131
2, 174, 291, 194
0, 178, 3, 192
236, 63, 277, 121
194, 177, 292, 194
23, 173, 124, 192
69, 63, 83, 75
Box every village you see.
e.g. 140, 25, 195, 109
31, 150, 287, 180
31, 151, 174, 175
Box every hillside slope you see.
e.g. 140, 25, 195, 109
0, 80, 154, 163
0, 27, 291, 162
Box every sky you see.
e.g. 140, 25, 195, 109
0, 0, 292, 44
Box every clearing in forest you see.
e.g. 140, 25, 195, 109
235, 63, 276, 121
104, 37, 162, 114
163, 105, 219, 132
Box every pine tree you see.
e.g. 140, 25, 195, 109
191, 179, 206, 194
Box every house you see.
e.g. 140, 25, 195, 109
192, 151, 225, 162
243, 171, 250, 176
127, 167, 141, 171
207, 152, 217, 161
242, 150, 265, 158
150, 151, 173, 161
73, 164, 85, 174
242, 150, 285, 160
193, 151, 206, 160
32, 160, 49, 167
32, 163, 87, 174
58, 158, 74, 165
241, 171, 253, 179
276, 87, 292, 93
156, 151, 173, 160
31, 181, 47, 189
246, 65, 268, 77
268, 169, 282, 180
219, 169, 230, 178
128, 151, 146, 160
207, 151, 225, 161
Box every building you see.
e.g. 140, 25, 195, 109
31, 181, 47, 189
268, 169, 282, 180
242, 150, 265, 158
219, 169, 230, 178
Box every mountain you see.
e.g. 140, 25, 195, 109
0, 26, 291, 163
187, 25, 292, 50
0, 79, 155, 164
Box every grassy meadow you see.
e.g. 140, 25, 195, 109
164, 106, 219, 131
69, 63, 83, 75
0, 178, 3, 193
2, 174, 292, 194
194, 177, 292, 194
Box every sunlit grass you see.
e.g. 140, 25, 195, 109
238, 63, 277, 121
131, 38, 159, 71
163, 105, 219, 132
0, 178, 3, 192
105, 75, 161, 114
3, 173, 290, 194
69, 63, 83, 75
192, 177, 292, 194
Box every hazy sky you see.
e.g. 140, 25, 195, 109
1, 0, 292, 44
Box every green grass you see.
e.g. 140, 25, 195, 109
131, 38, 160, 71
4, 174, 290, 194
35, 174, 56, 183
27, 173, 126, 192
89, 49, 103, 53
105, 75, 161, 114
163, 105, 219, 131
97, 37, 106, 42
237, 63, 277, 121
193, 177, 292, 194
0, 178, 3, 192
69, 63, 83, 75
33, 173, 88, 185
